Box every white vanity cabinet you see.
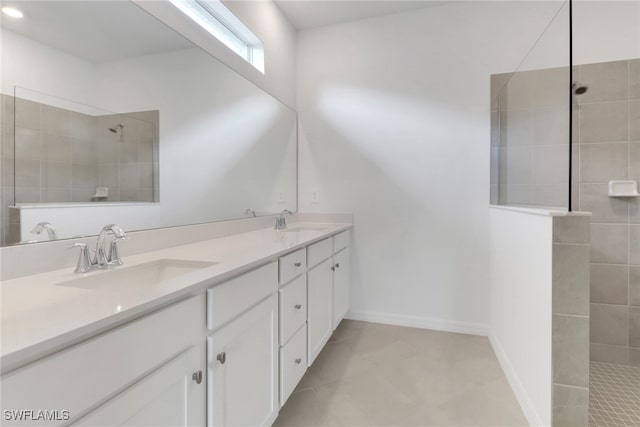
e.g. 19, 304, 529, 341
332, 231, 350, 331
207, 296, 278, 427
1, 295, 206, 427
278, 253, 308, 405
206, 262, 279, 427
307, 257, 335, 365
1, 227, 351, 427
306, 230, 351, 365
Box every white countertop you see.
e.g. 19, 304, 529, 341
0, 222, 351, 373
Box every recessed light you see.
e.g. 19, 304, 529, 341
2, 7, 24, 18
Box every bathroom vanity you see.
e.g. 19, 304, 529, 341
0, 222, 351, 426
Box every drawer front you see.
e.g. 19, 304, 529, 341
207, 262, 278, 331
279, 325, 307, 406
333, 230, 350, 252
279, 248, 306, 285
307, 237, 333, 268
1, 295, 205, 426
279, 275, 307, 345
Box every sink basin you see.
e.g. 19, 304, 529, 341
279, 226, 327, 233
56, 259, 217, 290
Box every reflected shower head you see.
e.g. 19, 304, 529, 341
572, 82, 589, 95
109, 123, 125, 133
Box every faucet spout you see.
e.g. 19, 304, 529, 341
94, 224, 126, 267
31, 222, 58, 240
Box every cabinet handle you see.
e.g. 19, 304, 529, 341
295, 304, 302, 310
217, 352, 226, 364
335, 263, 340, 269
192, 370, 203, 384
294, 262, 302, 267
295, 358, 302, 365
331, 266, 335, 271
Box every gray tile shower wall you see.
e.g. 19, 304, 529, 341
0, 94, 17, 246
552, 214, 591, 427
0, 93, 159, 245
574, 59, 640, 367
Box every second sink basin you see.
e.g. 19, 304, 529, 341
56, 259, 217, 290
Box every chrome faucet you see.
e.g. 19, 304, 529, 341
94, 224, 127, 267
67, 224, 127, 273
31, 222, 58, 240
245, 208, 256, 218
274, 210, 292, 230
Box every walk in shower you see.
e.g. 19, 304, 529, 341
491, 1, 640, 425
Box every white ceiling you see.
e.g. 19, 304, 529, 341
0, 1, 193, 64
273, 0, 447, 30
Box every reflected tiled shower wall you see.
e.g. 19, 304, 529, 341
0, 94, 159, 245
490, 66, 571, 208
574, 59, 640, 367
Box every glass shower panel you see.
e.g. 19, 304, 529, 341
491, 1, 572, 209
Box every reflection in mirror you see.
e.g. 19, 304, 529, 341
13, 87, 159, 205
0, 0, 297, 246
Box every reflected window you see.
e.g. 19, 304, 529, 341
168, 0, 264, 73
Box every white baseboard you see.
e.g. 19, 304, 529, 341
344, 310, 489, 336
489, 331, 543, 427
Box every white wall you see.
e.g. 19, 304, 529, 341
296, 1, 566, 331
488, 207, 554, 427
0, 29, 97, 106
573, 0, 640, 65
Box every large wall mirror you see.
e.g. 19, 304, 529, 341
0, 0, 297, 246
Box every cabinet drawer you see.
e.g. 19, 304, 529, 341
207, 262, 278, 331
279, 325, 307, 406
279, 275, 307, 345
307, 237, 333, 268
1, 295, 205, 426
279, 248, 306, 285
333, 230, 350, 252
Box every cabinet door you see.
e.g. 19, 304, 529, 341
333, 248, 350, 329
208, 295, 278, 427
76, 343, 206, 427
307, 258, 334, 365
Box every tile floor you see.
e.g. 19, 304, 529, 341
273, 320, 528, 427
589, 362, 640, 427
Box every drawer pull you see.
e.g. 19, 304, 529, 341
192, 370, 203, 384
335, 263, 340, 269
294, 262, 302, 267
331, 266, 336, 271
295, 304, 302, 310
295, 358, 302, 365
217, 352, 226, 364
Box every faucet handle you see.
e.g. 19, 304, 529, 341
107, 236, 127, 266
65, 243, 94, 273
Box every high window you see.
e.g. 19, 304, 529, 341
168, 0, 264, 73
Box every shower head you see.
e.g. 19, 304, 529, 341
109, 123, 125, 133
572, 82, 589, 95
